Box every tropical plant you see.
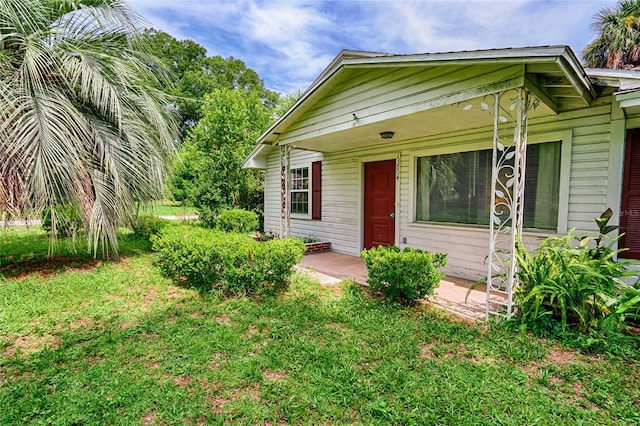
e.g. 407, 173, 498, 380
583, 0, 640, 69
0, 0, 178, 256
515, 209, 640, 334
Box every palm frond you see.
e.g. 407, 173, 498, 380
0, 0, 178, 256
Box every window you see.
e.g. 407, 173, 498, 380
290, 167, 309, 215
415, 142, 561, 230
289, 162, 321, 219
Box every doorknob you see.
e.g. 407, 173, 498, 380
389, 212, 395, 218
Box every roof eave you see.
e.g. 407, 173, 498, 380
585, 68, 640, 91
245, 46, 598, 166
241, 143, 274, 169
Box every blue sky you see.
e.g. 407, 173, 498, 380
131, 0, 617, 94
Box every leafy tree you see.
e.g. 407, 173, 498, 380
0, 0, 178, 256
174, 88, 272, 226
143, 31, 299, 222
583, 0, 640, 68
143, 29, 278, 133
273, 90, 302, 118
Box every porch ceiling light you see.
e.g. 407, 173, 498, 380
379, 131, 395, 139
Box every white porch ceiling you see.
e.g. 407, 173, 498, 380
288, 94, 557, 153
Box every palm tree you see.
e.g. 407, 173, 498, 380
0, 0, 178, 256
583, 0, 640, 69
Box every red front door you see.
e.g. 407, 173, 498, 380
364, 160, 396, 250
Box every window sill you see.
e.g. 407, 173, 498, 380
408, 221, 557, 238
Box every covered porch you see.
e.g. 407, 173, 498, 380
298, 251, 506, 320
245, 47, 597, 320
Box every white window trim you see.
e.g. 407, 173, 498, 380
407, 129, 571, 235
290, 164, 312, 220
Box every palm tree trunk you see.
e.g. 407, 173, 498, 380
607, 50, 626, 69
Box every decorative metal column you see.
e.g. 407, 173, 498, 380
485, 88, 538, 319
279, 145, 291, 238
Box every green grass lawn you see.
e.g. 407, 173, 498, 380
145, 201, 198, 217
1, 229, 639, 425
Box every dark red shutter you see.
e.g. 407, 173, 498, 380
312, 161, 321, 220
620, 130, 640, 259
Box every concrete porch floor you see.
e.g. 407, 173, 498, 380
298, 251, 506, 320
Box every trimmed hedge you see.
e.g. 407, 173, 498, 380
361, 245, 447, 304
151, 225, 304, 296
215, 209, 259, 233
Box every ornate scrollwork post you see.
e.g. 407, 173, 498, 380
279, 145, 291, 238
485, 88, 537, 319
458, 88, 538, 318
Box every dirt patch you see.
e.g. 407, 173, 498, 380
141, 285, 159, 311
263, 370, 288, 381
520, 345, 601, 398
320, 282, 344, 299
141, 411, 160, 426
0, 256, 100, 280
205, 385, 261, 414
469, 352, 499, 365
544, 347, 583, 366
418, 343, 459, 359
204, 396, 228, 414
3, 333, 61, 357
173, 376, 192, 387
166, 286, 186, 299
418, 343, 436, 359
522, 345, 588, 381
146, 362, 161, 370
325, 322, 348, 332
71, 318, 93, 329
215, 315, 232, 325
201, 378, 220, 391
207, 353, 227, 370
243, 325, 259, 338
572, 380, 585, 396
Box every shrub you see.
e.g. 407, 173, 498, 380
132, 214, 171, 240
151, 225, 304, 296
515, 208, 640, 334
361, 245, 447, 304
197, 207, 217, 229
215, 209, 259, 233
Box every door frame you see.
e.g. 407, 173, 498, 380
359, 153, 400, 251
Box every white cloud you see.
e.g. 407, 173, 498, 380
129, 0, 620, 93
242, 2, 337, 81
372, 0, 613, 53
